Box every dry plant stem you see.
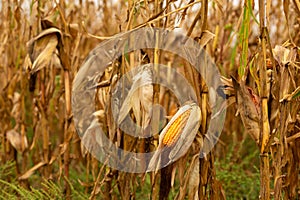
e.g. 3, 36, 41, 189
151, 30, 161, 200
63, 57, 72, 200
273, 103, 288, 199
121, 0, 133, 157
57, 3, 73, 197
89, 158, 109, 200
86, 154, 91, 194
260, 153, 270, 199
57, 28, 72, 198
197, 0, 211, 199
36, 0, 50, 178
158, 62, 173, 200
156, 0, 173, 197
40, 69, 51, 178
119, 55, 134, 200
103, 94, 114, 199
83, 1, 202, 41
159, 163, 173, 200
21, 58, 28, 177
103, 169, 113, 200
273, 46, 295, 198
259, 0, 271, 198
259, 28, 270, 154
200, 0, 208, 35
115, 4, 137, 196
102, 169, 113, 200
186, 7, 202, 37
175, 154, 199, 200
261, 29, 276, 152
119, 9, 136, 197
125, 0, 135, 31
259, 31, 271, 200
134, 1, 202, 29
184, 4, 202, 103
155, 0, 161, 16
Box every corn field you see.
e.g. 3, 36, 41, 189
0, 0, 300, 199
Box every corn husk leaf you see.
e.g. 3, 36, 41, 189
6, 129, 28, 153
118, 66, 153, 130
199, 30, 215, 47
188, 157, 200, 200
273, 45, 297, 66
26, 28, 62, 73
232, 77, 260, 144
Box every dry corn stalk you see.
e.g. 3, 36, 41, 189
147, 102, 201, 172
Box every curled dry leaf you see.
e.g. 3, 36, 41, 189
273, 45, 298, 100
232, 77, 260, 144
147, 103, 201, 172
118, 65, 153, 129
26, 27, 62, 73
273, 45, 297, 66
6, 129, 28, 153
81, 118, 105, 157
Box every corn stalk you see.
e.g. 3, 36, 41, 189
258, 0, 271, 199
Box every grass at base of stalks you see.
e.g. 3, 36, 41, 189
0, 160, 88, 200
0, 159, 181, 199
215, 135, 260, 199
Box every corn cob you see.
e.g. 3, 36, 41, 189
147, 103, 200, 172
162, 109, 191, 146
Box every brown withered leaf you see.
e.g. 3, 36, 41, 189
232, 76, 260, 144
199, 30, 215, 47
11, 92, 21, 120
280, 86, 300, 102
273, 45, 297, 66
6, 129, 28, 153
187, 157, 200, 200
26, 27, 62, 73
81, 118, 105, 157
18, 161, 47, 180
69, 23, 79, 38
286, 131, 300, 143
118, 65, 153, 129
174, 154, 199, 200
293, 0, 300, 14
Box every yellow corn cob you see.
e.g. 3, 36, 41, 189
162, 109, 191, 146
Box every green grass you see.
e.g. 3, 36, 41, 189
215, 137, 260, 199
0, 160, 88, 200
